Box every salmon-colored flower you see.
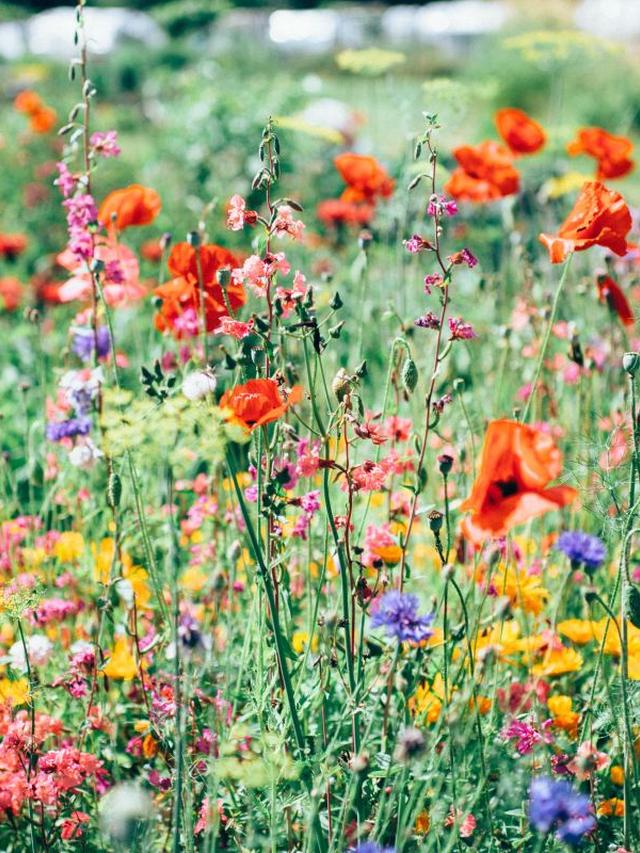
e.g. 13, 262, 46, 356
154, 242, 245, 338
334, 153, 394, 203
567, 127, 634, 180
0, 277, 23, 311
98, 184, 161, 231
57, 238, 146, 307
539, 181, 632, 263
460, 420, 576, 543
597, 274, 634, 326
220, 378, 303, 432
29, 107, 57, 134
495, 108, 546, 155
445, 141, 520, 202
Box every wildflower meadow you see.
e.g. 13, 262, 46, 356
3, 1, 640, 850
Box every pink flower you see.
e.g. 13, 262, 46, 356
57, 238, 145, 307
415, 311, 441, 330
215, 316, 254, 339
272, 205, 305, 241
424, 272, 444, 293
226, 195, 258, 231
403, 233, 432, 254
348, 460, 389, 492
501, 718, 553, 755
444, 807, 476, 838
54, 162, 76, 198
567, 741, 610, 781
448, 247, 478, 268
448, 316, 477, 340
90, 130, 121, 158
427, 194, 458, 217
296, 438, 320, 477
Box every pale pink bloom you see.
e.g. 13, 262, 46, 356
444, 807, 476, 838
57, 239, 145, 306
567, 740, 610, 781
599, 427, 629, 471
226, 195, 248, 231
276, 271, 307, 318
347, 460, 388, 492
383, 415, 412, 442
295, 438, 320, 478
272, 205, 305, 241
214, 316, 254, 339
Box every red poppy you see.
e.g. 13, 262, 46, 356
29, 107, 57, 134
495, 108, 546, 155
539, 181, 632, 264
460, 419, 577, 543
567, 127, 634, 180
98, 184, 161, 231
220, 378, 303, 432
316, 198, 375, 228
444, 141, 520, 202
0, 277, 22, 311
334, 153, 394, 204
140, 239, 164, 262
596, 274, 634, 327
154, 242, 245, 338
14, 90, 43, 114
0, 233, 27, 259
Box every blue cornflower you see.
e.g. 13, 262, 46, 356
71, 326, 111, 362
556, 531, 606, 571
529, 777, 595, 846
352, 843, 396, 853
370, 591, 434, 644
46, 417, 91, 442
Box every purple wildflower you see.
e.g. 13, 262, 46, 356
415, 312, 441, 330
502, 718, 552, 755
46, 417, 91, 442
71, 327, 111, 362
54, 162, 75, 198
433, 393, 452, 415
448, 317, 477, 340
427, 194, 458, 218
300, 490, 321, 515
352, 844, 396, 853
424, 273, 443, 294
90, 130, 121, 158
403, 234, 432, 254
63, 194, 98, 229
556, 531, 606, 571
448, 248, 478, 268
370, 591, 434, 644
528, 777, 595, 846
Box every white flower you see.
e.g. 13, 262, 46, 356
182, 369, 217, 401
114, 578, 134, 608
9, 635, 53, 672
99, 783, 153, 843
69, 439, 103, 469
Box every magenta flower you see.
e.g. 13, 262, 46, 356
415, 311, 441, 330
403, 233, 432, 254
90, 130, 121, 158
448, 317, 477, 340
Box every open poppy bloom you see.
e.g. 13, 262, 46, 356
539, 181, 632, 263
154, 242, 245, 338
98, 184, 161, 231
445, 141, 520, 202
596, 274, 634, 326
220, 378, 303, 431
334, 153, 394, 204
567, 127, 634, 180
495, 108, 546, 155
460, 420, 577, 543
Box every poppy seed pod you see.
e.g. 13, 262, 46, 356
623, 352, 640, 375
428, 510, 444, 534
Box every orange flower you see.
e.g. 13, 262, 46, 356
0, 233, 27, 259
334, 153, 394, 203
14, 90, 43, 114
539, 181, 632, 264
567, 127, 634, 180
460, 420, 576, 543
495, 108, 546, 155
29, 107, 57, 134
98, 184, 161, 231
0, 277, 22, 311
597, 274, 634, 327
220, 378, 303, 432
154, 242, 245, 338
444, 141, 520, 202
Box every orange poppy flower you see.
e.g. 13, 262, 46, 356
596, 274, 634, 327
539, 181, 632, 263
460, 420, 576, 543
444, 141, 520, 202
495, 108, 546, 155
13, 90, 43, 114
220, 378, 303, 431
154, 242, 245, 338
0, 233, 27, 259
29, 107, 57, 134
0, 277, 22, 311
334, 153, 394, 204
98, 184, 161, 231
567, 127, 634, 180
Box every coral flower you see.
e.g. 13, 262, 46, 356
567, 127, 634, 180
495, 108, 546, 155
57, 239, 146, 307
154, 242, 245, 338
445, 140, 520, 202
220, 378, 302, 431
539, 181, 632, 264
0, 233, 27, 259
460, 420, 576, 543
0, 277, 23, 311
596, 274, 634, 326
14, 89, 43, 114
98, 184, 161, 231
316, 198, 375, 228
29, 107, 57, 134
334, 153, 395, 203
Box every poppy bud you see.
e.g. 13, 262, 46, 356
186, 230, 200, 247
438, 454, 454, 476
216, 268, 231, 287
428, 510, 444, 534
358, 230, 373, 251
623, 583, 640, 629
402, 358, 418, 394
332, 368, 351, 402
623, 352, 640, 375
330, 292, 343, 310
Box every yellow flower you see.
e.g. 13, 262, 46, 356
474, 620, 522, 661
470, 696, 492, 715
610, 765, 625, 786
102, 637, 137, 681
543, 172, 592, 199
557, 619, 598, 645
0, 677, 30, 706
597, 798, 624, 817
335, 47, 406, 76
180, 566, 208, 593
531, 647, 583, 677
54, 531, 84, 562
21, 547, 47, 569
291, 631, 318, 655
547, 695, 579, 738
494, 563, 548, 615
409, 674, 445, 724
94, 539, 152, 608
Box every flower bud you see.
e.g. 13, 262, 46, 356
182, 370, 217, 401
428, 510, 444, 534
438, 454, 453, 476
332, 368, 351, 402
623, 352, 640, 375
402, 358, 418, 394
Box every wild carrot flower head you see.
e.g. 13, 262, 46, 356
370, 591, 434, 643
528, 777, 595, 845
556, 531, 606, 571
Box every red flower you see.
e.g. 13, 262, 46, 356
334, 153, 394, 204
460, 419, 576, 543
99, 184, 161, 231
60, 811, 90, 841
154, 242, 245, 338
0, 233, 27, 259
316, 198, 375, 228
220, 378, 303, 431
597, 274, 634, 327
445, 141, 520, 202
567, 127, 634, 180
495, 108, 546, 155
0, 277, 22, 311
539, 181, 632, 263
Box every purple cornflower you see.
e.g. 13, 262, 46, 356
71, 326, 111, 362
54, 162, 75, 198
424, 273, 443, 294
352, 844, 396, 853
448, 317, 477, 340
370, 591, 434, 644
415, 312, 441, 330
90, 130, 121, 158
528, 777, 595, 846
46, 417, 91, 442
427, 194, 458, 218
403, 234, 432, 254
556, 531, 606, 571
